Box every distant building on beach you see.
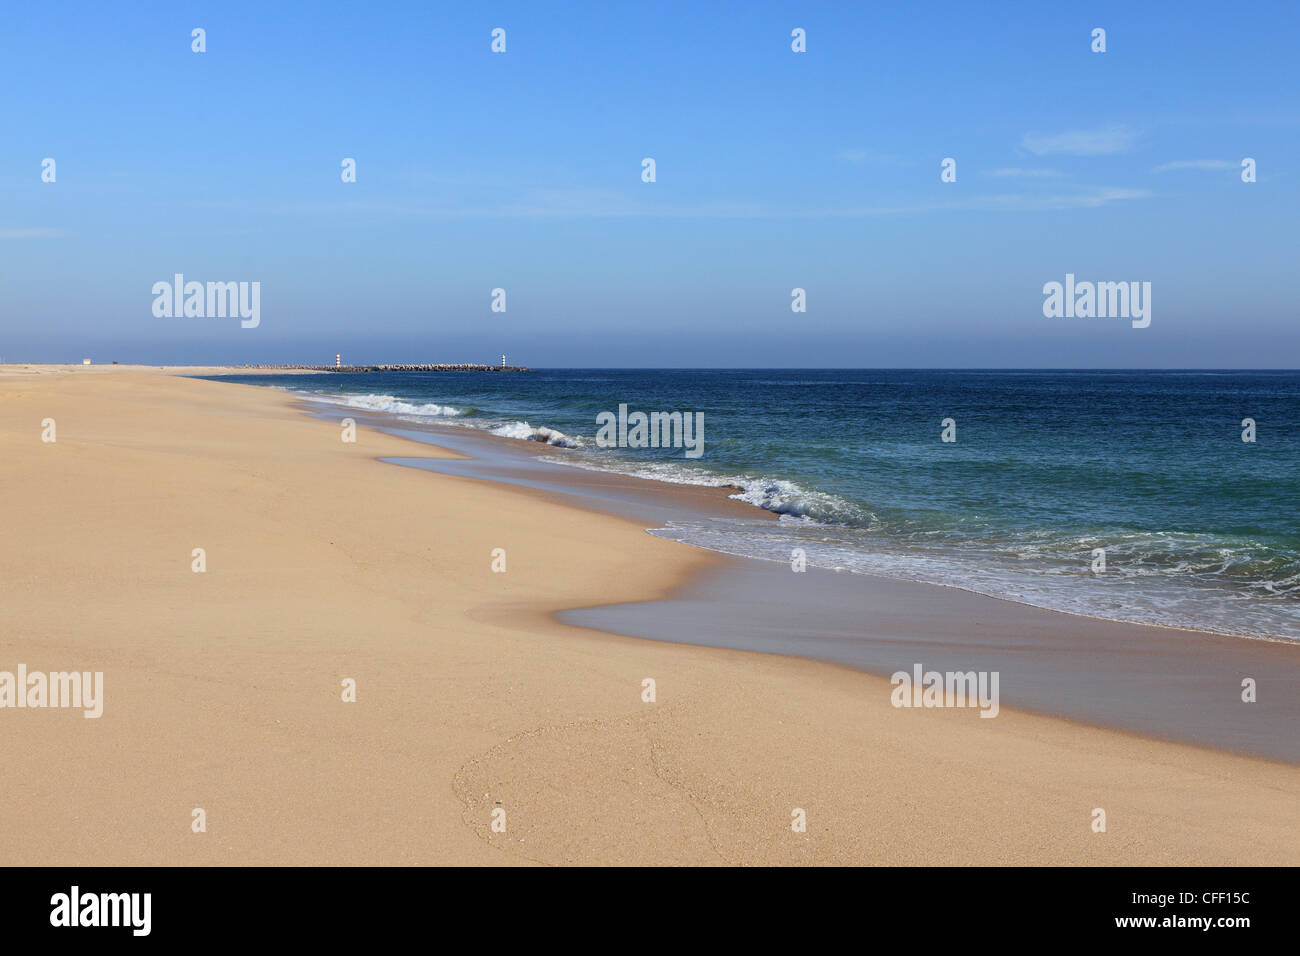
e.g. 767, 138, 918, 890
82, 358, 91, 365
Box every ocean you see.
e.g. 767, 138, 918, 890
209, 369, 1300, 642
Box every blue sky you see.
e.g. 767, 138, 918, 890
1, 0, 1297, 367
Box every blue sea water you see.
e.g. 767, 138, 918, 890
211, 369, 1300, 642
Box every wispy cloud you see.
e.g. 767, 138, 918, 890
961, 187, 1150, 210
0, 227, 60, 239
985, 168, 1063, 178
494, 188, 764, 218
802, 187, 1149, 216
1021, 126, 1137, 156
834, 148, 911, 167
179, 185, 1150, 220
761, 186, 1151, 217
1152, 159, 1236, 172
180, 191, 765, 220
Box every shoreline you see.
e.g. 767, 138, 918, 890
2, 365, 1298, 864
273, 388, 1300, 764
243, 368, 1300, 647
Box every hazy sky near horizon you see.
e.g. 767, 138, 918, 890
1, 0, 1297, 367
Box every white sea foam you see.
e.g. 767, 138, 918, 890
308, 392, 464, 418
647, 520, 1300, 642
725, 477, 869, 523
537, 454, 866, 524
302, 389, 587, 447
489, 421, 583, 448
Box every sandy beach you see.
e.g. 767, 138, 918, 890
2, 364, 1298, 866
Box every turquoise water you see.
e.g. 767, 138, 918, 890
211, 369, 1300, 641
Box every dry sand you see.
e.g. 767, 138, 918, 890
1, 364, 1297, 865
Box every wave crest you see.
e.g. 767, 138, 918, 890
310, 392, 463, 418
489, 421, 583, 448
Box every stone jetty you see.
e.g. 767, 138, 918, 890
230, 363, 531, 373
